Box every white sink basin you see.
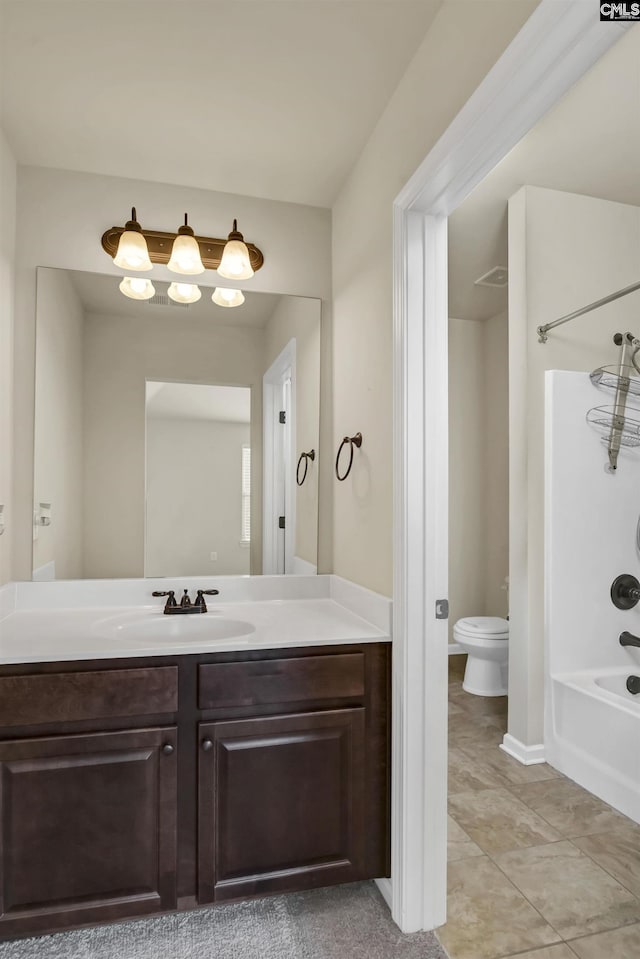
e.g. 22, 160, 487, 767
93, 611, 256, 644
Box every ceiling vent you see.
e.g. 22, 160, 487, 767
474, 266, 508, 288
146, 294, 189, 308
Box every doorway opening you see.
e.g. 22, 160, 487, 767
390, 0, 629, 935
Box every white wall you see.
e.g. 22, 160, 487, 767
146, 416, 250, 578
82, 307, 265, 579
331, 0, 537, 596
484, 311, 510, 615
32, 269, 84, 578
0, 129, 16, 585
12, 166, 332, 580
448, 313, 509, 642
449, 318, 485, 639
264, 296, 321, 567
509, 186, 640, 746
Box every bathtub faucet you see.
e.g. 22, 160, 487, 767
619, 631, 640, 649
611, 574, 640, 610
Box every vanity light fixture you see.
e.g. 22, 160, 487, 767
212, 287, 245, 308
217, 220, 255, 280
102, 214, 264, 274
119, 276, 156, 300
167, 282, 201, 304
167, 214, 205, 275
112, 208, 153, 271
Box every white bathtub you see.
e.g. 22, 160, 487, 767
547, 667, 640, 824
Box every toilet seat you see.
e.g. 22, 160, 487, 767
454, 616, 508, 641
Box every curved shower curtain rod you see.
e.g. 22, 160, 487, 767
537, 279, 640, 343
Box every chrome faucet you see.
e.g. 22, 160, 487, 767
152, 588, 220, 614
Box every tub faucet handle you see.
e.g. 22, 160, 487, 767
611, 574, 640, 610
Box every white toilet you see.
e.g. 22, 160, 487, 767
453, 616, 509, 697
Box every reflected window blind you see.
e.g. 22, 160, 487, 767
241, 446, 251, 543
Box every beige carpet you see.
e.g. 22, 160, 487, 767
0, 883, 448, 959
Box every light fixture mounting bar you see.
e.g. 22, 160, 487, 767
101, 226, 264, 273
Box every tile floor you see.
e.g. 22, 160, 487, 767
437, 656, 640, 959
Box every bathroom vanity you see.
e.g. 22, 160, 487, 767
0, 581, 391, 940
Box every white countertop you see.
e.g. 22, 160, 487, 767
0, 591, 391, 665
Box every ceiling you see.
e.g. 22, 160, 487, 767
146, 382, 251, 423
448, 24, 640, 322
68, 269, 283, 327
0, 0, 440, 208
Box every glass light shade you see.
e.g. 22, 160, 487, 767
113, 230, 153, 271
119, 276, 155, 300
217, 239, 254, 280
167, 282, 201, 304
212, 287, 245, 308
217, 220, 254, 280
167, 233, 205, 275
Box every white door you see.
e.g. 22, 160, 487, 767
263, 340, 296, 575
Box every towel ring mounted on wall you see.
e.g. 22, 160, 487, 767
335, 433, 363, 481
296, 449, 315, 486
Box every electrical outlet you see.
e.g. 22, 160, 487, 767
210, 552, 218, 561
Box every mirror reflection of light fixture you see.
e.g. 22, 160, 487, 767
212, 287, 245, 308
112, 208, 153, 271
167, 282, 201, 304
167, 214, 205, 275
217, 220, 255, 280
119, 276, 156, 300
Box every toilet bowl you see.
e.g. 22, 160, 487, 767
453, 616, 509, 697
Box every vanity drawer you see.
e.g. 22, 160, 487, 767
0, 667, 178, 727
198, 653, 366, 710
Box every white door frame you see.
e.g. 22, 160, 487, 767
263, 339, 297, 574
392, 1, 628, 933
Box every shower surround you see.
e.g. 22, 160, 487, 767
545, 370, 640, 824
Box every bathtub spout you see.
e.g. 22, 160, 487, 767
620, 631, 640, 648
626, 675, 640, 695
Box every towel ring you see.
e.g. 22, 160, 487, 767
335, 433, 363, 481
296, 449, 315, 486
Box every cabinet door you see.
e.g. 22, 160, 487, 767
0, 726, 177, 938
198, 709, 366, 902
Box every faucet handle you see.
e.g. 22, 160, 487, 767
195, 588, 219, 608
152, 590, 177, 608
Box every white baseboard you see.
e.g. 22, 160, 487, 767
448, 643, 464, 655
500, 733, 545, 766
375, 877, 392, 910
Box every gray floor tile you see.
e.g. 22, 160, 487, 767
569, 921, 640, 958
437, 856, 560, 959
448, 788, 560, 855
509, 778, 629, 838
573, 822, 640, 898
494, 840, 640, 940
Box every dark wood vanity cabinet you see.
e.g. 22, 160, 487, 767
198, 708, 367, 902
0, 643, 390, 940
0, 727, 178, 938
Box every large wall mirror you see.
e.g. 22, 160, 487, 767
32, 267, 321, 580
